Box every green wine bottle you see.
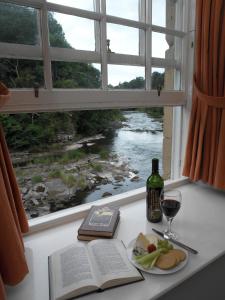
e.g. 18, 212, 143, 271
146, 158, 164, 223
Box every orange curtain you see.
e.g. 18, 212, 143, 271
183, 0, 225, 189
0, 83, 29, 299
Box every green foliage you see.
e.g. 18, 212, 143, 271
152, 72, 164, 89
59, 149, 86, 163
48, 169, 62, 179
90, 162, 103, 172
31, 175, 43, 184
99, 149, 110, 160
140, 107, 164, 118
0, 3, 38, 45
115, 77, 145, 89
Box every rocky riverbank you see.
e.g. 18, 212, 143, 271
15, 147, 140, 219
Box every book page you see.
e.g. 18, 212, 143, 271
49, 244, 98, 300
88, 239, 142, 289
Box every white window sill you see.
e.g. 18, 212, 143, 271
27, 177, 189, 235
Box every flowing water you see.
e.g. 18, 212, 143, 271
80, 110, 163, 203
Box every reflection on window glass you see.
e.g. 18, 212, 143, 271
151, 68, 165, 90
52, 62, 101, 88
106, 0, 139, 20
108, 65, 145, 88
152, 32, 169, 58
47, 0, 94, 11
48, 12, 95, 51
152, 0, 166, 27
0, 3, 39, 45
1, 107, 164, 219
0, 59, 44, 88
107, 24, 140, 55
152, 33, 182, 60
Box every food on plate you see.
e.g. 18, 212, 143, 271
132, 232, 186, 270
133, 233, 159, 256
155, 251, 177, 270
147, 244, 157, 253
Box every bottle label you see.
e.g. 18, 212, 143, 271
146, 187, 162, 222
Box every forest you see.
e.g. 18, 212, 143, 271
0, 3, 164, 151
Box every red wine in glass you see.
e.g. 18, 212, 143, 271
161, 199, 181, 218
160, 190, 182, 239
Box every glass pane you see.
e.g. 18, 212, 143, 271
48, 12, 95, 51
152, 67, 181, 90
152, 32, 182, 59
165, 68, 181, 90
47, 0, 94, 11
1, 107, 164, 219
106, 0, 140, 20
152, 0, 166, 27
107, 24, 140, 55
0, 58, 44, 88
152, 0, 184, 31
151, 68, 165, 90
152, 32, 169, 58
108, 65, 145, 88
52, 62, 101, 88
0, 3, 39, 45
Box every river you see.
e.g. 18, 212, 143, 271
80, 110, 163, 203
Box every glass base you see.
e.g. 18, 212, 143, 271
163, 229, 179, 240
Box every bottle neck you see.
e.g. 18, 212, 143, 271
151, 159, 159, 174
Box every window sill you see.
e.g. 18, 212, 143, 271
27, 177, 189, 235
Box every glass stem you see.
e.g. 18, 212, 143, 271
168, 218, 173, 233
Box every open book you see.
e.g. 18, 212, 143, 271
48, 239, 143, 300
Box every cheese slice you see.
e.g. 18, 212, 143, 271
135, 232, 150, 251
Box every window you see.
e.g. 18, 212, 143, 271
0, 0, 187, 111
0, 0, 193, 221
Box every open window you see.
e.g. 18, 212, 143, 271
0, 0, 193, 220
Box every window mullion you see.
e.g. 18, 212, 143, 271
145, 0, 152, 90
94, 0, 101, 53
100, 0, 108, 89
40, 1, 52, 89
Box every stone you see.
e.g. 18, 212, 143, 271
102, 192, 112, 198
30, 211, 39, 218
130, 176, 140, 182
21, 187, 28, 194
34, 183, 47, 193
31, 198, 39, 206
114, 175, 125, 182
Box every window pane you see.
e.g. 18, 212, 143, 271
48, 12, 95, 51
108, 65, 145, 88
107, 24, 140, 55
152, 32, 169, 58
47, 0, 94, 11
0, 59, 44, 88
1, 108, 164, 218
0, 3, 39, 45
152, 0, 166, 27
151, 68, 165, 90
152, 67, 181, 91
152, 0, 184, 31
152, 33, 182, 60
52, 62, 101, 88
106, 0, 140, 20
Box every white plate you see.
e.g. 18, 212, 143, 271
126, 238, 189, 275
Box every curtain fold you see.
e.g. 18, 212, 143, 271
0, 82, 29, 299
183, 0, 225, 190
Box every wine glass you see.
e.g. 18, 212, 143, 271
160, 189, 182, 240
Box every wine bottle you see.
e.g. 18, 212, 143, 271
146, 158, 164, 223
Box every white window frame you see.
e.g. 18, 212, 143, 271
0, 0, 188, 113
0, 0, 195, 230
